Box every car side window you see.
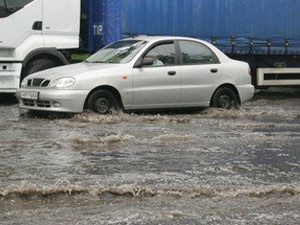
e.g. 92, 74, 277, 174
179, 40, 219, 65
144, 42, 176, 66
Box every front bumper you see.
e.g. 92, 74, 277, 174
0, 62, 22, 92
16, 88, 90, 113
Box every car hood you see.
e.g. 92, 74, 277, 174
26, 62, 126, 80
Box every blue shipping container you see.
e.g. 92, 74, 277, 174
83, 0, 300, 55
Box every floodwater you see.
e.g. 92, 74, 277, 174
0, 91, 300, 225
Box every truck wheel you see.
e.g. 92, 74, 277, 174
211, 87, 239, 109
21, 58, 61, 79
87, 90, 120, 114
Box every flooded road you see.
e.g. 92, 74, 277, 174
0, 90, 300, 224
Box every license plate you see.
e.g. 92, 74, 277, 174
20, 91, 39, 100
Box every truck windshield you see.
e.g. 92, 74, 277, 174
0, 0, 33, 18
86, 40, 147, 64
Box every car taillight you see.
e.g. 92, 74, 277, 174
248, 68, 252, 76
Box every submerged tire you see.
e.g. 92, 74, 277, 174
87, 90, 120, 114
211, 87, 239, 109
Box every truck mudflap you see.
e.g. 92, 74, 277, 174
257, 68, 300, 86
0, 62, 22, 92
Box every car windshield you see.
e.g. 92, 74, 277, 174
86, 40, 147, 64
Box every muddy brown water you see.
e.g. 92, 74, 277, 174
0, 91, 300, 224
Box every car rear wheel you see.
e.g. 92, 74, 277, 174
211, 87, 239, 109
87, 90, 120, 114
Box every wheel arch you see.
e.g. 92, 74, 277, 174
84, 85, 124, 110
22, 48, 69, 69
210, 83, 241, 107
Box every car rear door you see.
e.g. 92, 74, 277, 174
178, 40, 221, 106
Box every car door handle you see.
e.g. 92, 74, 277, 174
168, 71, 176, 76
210, 68, 218, 73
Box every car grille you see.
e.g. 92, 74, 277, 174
22, 99, 51, 108
26, 78, 50, 87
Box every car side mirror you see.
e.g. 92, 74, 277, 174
134, 57, 154, 68
142, 58, 154, 66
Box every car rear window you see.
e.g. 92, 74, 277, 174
179, 40, 219, 65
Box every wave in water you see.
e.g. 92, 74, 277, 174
74, 134, 137, 145
1, 181, 299, 199
72, 133, 198, 146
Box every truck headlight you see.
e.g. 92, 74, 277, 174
49, 77, 76, 88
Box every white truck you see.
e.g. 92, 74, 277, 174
0, 0, 80, 93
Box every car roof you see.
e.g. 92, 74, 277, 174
123, 35, 203, 43
121, 36, 220, 50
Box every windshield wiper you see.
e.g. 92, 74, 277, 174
84, 60, 105, 64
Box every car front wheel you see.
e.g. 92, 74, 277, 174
87, 90, 120, 114
211, 87, 239, 109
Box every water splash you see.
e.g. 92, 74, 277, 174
73, 112, 191, 124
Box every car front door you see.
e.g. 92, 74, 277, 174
131, 41, 181, 109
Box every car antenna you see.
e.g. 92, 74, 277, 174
3, 0, 8, 11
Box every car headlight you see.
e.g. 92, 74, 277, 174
49, 77, 76, 88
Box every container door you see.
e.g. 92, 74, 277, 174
42, 0, 80, 49
80, 0, 121, 52
80, 0, 105, 52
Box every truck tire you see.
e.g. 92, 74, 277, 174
87, 90, 120, 114
211, 87, 239, 109
21, 57, 61, 80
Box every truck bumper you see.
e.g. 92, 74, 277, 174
257, 68, 300, 86
0, 62, 22, 93
16, 89, 89, 113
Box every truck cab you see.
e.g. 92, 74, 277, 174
0, 0, 80, 93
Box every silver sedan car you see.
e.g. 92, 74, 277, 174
16, 36, 254, 114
